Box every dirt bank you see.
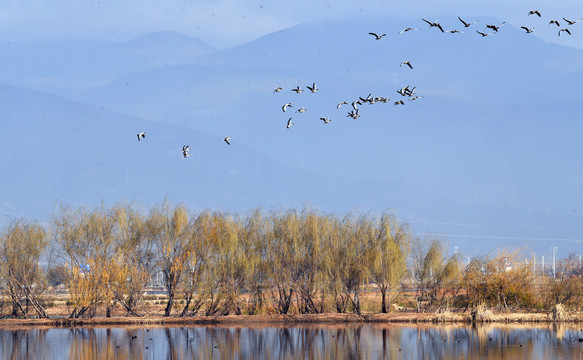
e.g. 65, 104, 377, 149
0, 311, 582, 329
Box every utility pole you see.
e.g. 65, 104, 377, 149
533, 252, 536, 281
541, 255, 545, 276
551, 246, 558, 279
578, 254, 582, 266
466, 256, 472, 266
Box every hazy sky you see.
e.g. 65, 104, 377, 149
1, 0, 583, 48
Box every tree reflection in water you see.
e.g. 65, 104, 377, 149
0, 324, 581, 359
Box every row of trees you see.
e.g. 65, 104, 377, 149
0, 203, 581, 318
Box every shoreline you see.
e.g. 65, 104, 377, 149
0, 312, 581, 329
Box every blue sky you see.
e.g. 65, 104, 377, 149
2, 0, 583, 259
1, 0, 583, 49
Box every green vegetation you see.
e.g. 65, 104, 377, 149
0, 202, 582, 319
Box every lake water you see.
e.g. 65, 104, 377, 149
0, 323, 582, 359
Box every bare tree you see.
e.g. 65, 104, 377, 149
149, 202, 192, 316
0, 219, 49, 318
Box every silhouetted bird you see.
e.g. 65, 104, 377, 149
137, 132, 146, 141
400, 61, 413, 69
286, 118, 295, 129
559, 28, 572, 36
369, 32, 386, 40
476, 30, 495, 37
282, 102, 293, 112
182, 145, 191, 158
291, 86, 304, 93
399, 27, 419, 34
273, 86, 283, 93
528, 10, 541, 17
549, 20, 560, 27
224, 137, 231, 145
563, 17, 582, 25
521, 26, 534, 33
422, 18, 444, 32
458, 17, 477, 27
306, 83, 319, 92
486, 22, 505, 32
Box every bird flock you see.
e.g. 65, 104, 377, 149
136, 9, 581, 157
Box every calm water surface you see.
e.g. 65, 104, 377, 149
0, 323, 582, 359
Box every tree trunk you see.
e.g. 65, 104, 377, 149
164, 291, 174, 316
381, 289, 388, 313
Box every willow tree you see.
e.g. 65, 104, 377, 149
0, 219, 49, 318
149, 203, 192, 316
178, 210, 211, 316
53, 206, 118, 318
240, 209, 269, 314
111, 204, 155, 316
325, 215, 372, 315
267, 210, 300, 314
368, 214, 410, 313
411, 236, 460, 312
207, 213, 253, 315
294, 210, 327, 314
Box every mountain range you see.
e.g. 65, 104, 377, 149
1, 15, 583, 256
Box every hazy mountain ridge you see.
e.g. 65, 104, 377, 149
2, 16, 583, 254
0, 31, 216, 92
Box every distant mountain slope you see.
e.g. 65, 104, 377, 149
0, 31, 216, 91
0, 83, 406, 223
2, 16, 583, 255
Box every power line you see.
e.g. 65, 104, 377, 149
413, 232, 583, 243
407, 219, 583, 232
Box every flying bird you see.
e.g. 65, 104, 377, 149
397, 86, 414, 96
351, 100, 362, 110
563, 17, 582, 25
282, 102, 293, 112
486, 22, 505, 32
559, 28, 572, 36
394, 100, 405, 106
273, 86, 283, 93
347, 109, 360, 119
291, 86, 304, 93
182, 145, 191, 158
297, 107, 308, 113
224, 137, 231, 145
369, 32, 386, 40
446, 29, 465, 34
320, 117, 332, 124
422, 18, 444, 32
409, 96, 423, 101
458, 17, 477, 27
549, 20, 560, 27
400, 61, 413, 69
337, 101, 348, 109
137, 132, 146, 141
399, 27, 419, 34
359, 94, 373, 103
306, 83, 319, 92
476, 30, 494, 37
286, 118, 295, 129
521, 26, 534, 33
528, 10, 541, 17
